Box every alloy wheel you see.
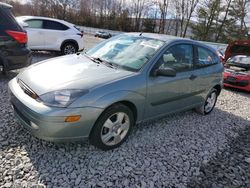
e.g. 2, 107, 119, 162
101, 112, 130, 146
64, 44, 76, 55
204, 91, 217, 113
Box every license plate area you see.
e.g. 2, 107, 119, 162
227, 76, 237, 82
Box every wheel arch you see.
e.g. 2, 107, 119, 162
89, 100, 138, 140
213, 84, 222, 95
95, 100, 138, 124
114, 100, 138, 122
60, 39, 79, 51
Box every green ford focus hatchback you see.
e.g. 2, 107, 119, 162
9, 33, 223, 150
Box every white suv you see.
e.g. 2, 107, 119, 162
16, 16, 84, 55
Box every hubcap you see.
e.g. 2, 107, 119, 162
204, 92, 217, 113
64, 45, 76, 54
101, 112, 130, 146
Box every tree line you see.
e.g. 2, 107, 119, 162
3, 0, 250, 43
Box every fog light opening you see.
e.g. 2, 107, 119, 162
31, 122, 39, 130
65, 115, 81, 122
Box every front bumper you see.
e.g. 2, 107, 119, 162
223, 72, 250, 92
8, 78, 104, 142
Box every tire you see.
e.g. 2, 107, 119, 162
195, 88, 218, 115
90, 103, 134, 150
61, 42, 77, 55
0, 64, 7, 75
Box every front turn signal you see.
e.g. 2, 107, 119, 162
65, 115, 81, 122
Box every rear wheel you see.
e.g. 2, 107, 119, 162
90, 104, 134, 150
61, 42, 77, 55
195, 88, 218, 115
0, 64, 7, 75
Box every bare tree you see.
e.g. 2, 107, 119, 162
182, 0, 199, 37
157, 0, 169, 33
133, 0, 146, 31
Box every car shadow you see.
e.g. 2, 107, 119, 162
31, 51, 58, 64
0, 93, 249, 188
223, 87, 250, 98
187, 123, 250, 188
0, 71, 18, 80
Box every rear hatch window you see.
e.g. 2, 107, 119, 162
0, 6, 23, 33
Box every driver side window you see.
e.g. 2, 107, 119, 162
158, 44, 193, 72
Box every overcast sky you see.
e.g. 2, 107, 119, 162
15, 0, 250, 27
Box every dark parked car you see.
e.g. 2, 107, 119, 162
0, 3, 31, 74
95, 31, 112, 39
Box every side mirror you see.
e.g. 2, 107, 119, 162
153, 67, 176, 77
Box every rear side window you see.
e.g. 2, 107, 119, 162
0, 8, 22, 32
43, 20, 69, 30
197, 47, 219, 67
25, 19, 43, 29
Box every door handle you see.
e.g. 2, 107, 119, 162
189, 74, 197, 80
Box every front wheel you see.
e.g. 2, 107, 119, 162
90, 104, 134, 150
195, 88, 218, 115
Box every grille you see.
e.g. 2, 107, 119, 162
17, 79, 38, 99
224, 79, 249, 87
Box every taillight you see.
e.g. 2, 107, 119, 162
77, 32, 83, 38
6, 30, 27, 44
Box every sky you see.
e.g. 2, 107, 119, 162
13, 0, 250, 28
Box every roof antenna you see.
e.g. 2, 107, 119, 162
139, 32, 143, 36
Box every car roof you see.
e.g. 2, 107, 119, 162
125, 32, 216, 52
16, 16, 74, 28
0, 2, 12, 9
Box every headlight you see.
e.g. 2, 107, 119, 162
39, 89, 89, 107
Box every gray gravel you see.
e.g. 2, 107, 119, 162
187, 125, 250, 188
0, 72, 249, 187
0, 35, 249, 187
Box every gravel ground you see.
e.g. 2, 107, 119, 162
188, 124, 250, 188
0, 35, 249, 187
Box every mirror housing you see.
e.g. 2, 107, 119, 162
153, 67, 176, 77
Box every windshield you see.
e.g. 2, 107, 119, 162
85, 34, 165, 71
227, 55, 250, 64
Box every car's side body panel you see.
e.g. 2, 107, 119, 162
144, 40, 223, 119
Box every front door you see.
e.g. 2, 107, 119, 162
145, 43, 202, 118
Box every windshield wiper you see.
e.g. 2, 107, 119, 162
85, 53, 118, 69
92, 57, 118, 69
84, 53, 101, 64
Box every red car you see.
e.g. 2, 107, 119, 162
223, 40, 250, 92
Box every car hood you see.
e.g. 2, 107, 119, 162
224, 40, 250, 62
17, 54, 134, 95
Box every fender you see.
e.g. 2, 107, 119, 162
91, 90, 146, 122
60, 39, 79, 51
